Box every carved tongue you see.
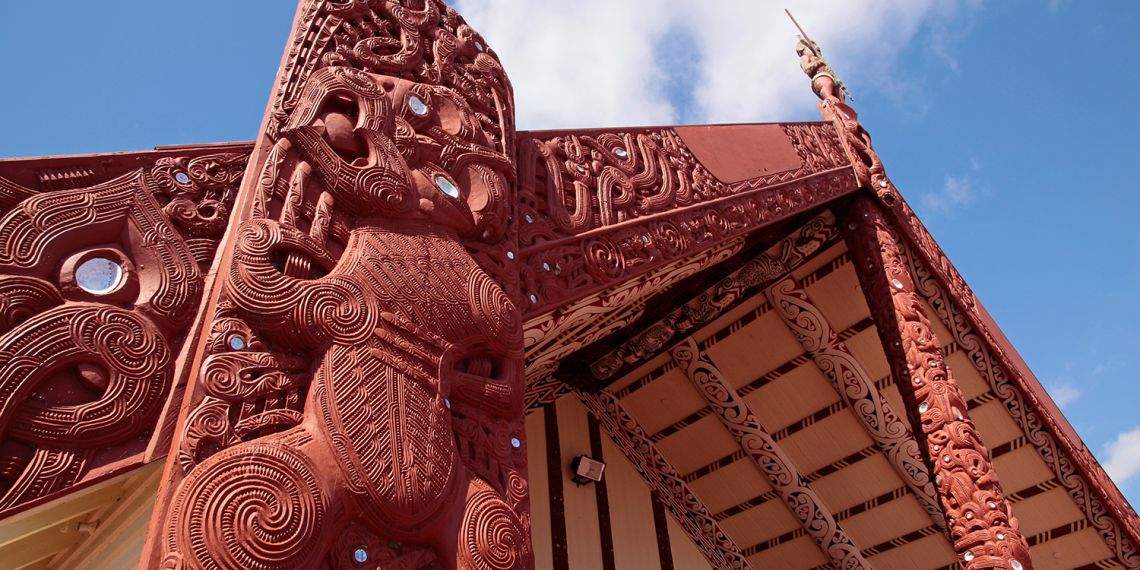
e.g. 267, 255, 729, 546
317, 110, 365, 162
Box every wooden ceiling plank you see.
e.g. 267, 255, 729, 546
54, 461, 162, 570
0, 465, 145, 550
765, 275, 948, 535
901, 238, 1140, 569
672, 337, 872, 569
845, 197, 1033, 568
578, 389, 755, 570
0, 523, 83, 570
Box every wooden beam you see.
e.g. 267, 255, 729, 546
671, 337, 871, 570
53, 460, 163, 570
844, 196, 1031, 570
765, 275, 947, 534
577, 389, 754, 570
901, 239, 1140, 569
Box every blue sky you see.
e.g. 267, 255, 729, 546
1, 1, 1137, 505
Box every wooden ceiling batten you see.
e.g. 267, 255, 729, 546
766, 275, 947, 533
577, 389, 755, 570
902, 239, 1140, 568
845, 197, 1032, 568
672, 337, 871, 569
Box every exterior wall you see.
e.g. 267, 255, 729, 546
526, 397, 712, 570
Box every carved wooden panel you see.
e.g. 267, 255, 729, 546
845, 197, 1032, 570
0, 148, 246, 517
143, 1, 532, 569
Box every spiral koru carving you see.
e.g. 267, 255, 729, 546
153, 1, 532, 568
460, 478, 531, 570
171, 442, 329, 570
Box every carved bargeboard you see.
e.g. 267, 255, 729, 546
145, 1, 532, 569
0, 149, 246, 516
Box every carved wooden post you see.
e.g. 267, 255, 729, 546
844, 196, 1032, 570
671, 337, 871, 570
764, 275, 947, 535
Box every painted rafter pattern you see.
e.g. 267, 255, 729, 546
844, 197, 1032, 570
764, 275, 947, 534
901, 241, 1140, 568
671, 336, 871, 570
587, 211, 843, 385
576, 389, 754, 570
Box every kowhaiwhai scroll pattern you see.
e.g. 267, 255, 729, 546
844, 197, 1031, 570
671, 337, 871, 570
577, 388, 754, 570
764, 276, 947, 534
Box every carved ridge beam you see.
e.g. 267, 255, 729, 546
765, 275, 947, 533
671, 337, 872, 570
812, 57, 1137, 557
901, 240, 1140, 568
845, 196, 1032, 570
576, 389, 755, 570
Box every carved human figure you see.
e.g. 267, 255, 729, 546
153, 2, 531, 569
797, 38, 845, 104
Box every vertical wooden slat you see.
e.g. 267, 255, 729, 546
588, 414, 616, 570
651, 495, 675, 570
545, 404, 570, 570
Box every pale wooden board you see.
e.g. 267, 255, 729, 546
772, 411, 876, 476
1030, 527, 1116, 570
721, 497, 802, 549
741, 364, 842, 436
1011, 486, 1087, 537
703, 309, 804, 393
865, 531, 957, 570
600, 436, 663, 570
992, 445, 1058, 497
971, 399, 1031, 451
607, 352, 671, 394
688, 458, 774, 515
746, 534, 830, 570
621, 366, 708, 436
525, 409, 553, 570
654, 415, 742, 476
665, 510, 714, 569
555, 397, 604, 570
809, 452, 908, 513
802, 260, 866, 332
840, 494, 942, 550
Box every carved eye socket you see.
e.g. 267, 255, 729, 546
75, 258, 124, 295
434, 174, 461, 199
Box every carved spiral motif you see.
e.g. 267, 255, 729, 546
469, 271, 521, 358
581, 237, 624, 281
294, 277, 374, 346
174, 443, 327, 570
460, 479, 530, 570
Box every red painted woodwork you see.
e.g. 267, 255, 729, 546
844, 197, 1032, 570
0, 145, 248, 519
142, 1, 532, 569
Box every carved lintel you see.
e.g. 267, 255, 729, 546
844, 196, 1032, 570
764, 275, 948, 535
670, 336, 871, 570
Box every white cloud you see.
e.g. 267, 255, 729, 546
922, 175, 974, 212
453, 0, 975, 130
1046, 380, 1081, 408
1104, 427, 1140, 486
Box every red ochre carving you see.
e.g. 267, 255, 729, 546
0, 149, 245, 516
845, 197, 1032, 570
147, 2, 532, 569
